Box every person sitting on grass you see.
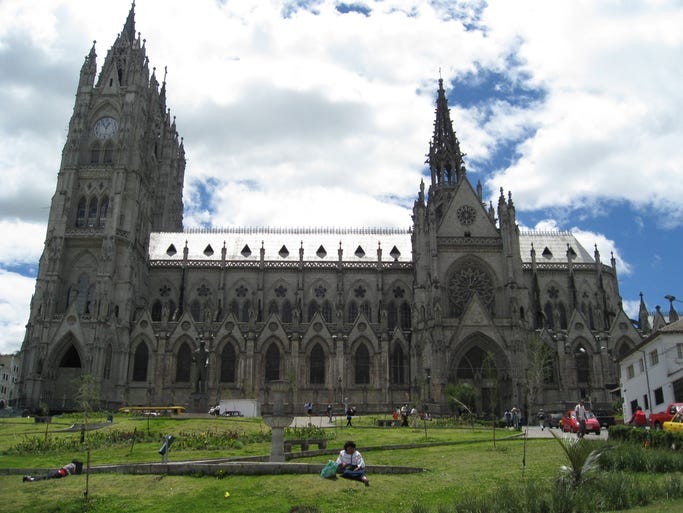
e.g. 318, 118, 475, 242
336, 440, 370, 487
23, 459, 82, 482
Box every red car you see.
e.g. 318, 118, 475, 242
561, 410, 601, 435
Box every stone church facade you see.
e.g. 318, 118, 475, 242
19, 6, 644, 415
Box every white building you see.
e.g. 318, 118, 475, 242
619, 317, 683, 420
0, 353, 21, 410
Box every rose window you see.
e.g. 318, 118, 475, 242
447, 264, 494, 317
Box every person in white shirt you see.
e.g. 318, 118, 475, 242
574, 400, 587, 438
336, 440, 369, 486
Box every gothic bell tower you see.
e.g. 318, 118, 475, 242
410, 79, 526, 413
20, 3, 186, 411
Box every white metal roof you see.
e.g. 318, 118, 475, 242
149, 227, 413, 263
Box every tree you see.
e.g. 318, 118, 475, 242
445, 383, 476, 416
73, 374, 100, 443
524, 332, 553, 413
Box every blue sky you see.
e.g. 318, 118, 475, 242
0, 0, 682, 353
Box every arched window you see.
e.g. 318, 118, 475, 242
176, 342, 192, 382
190, 300, 201, 322
265, 344, 280, 381
85, 284, 96, 315
103, 344, 112, 380
90, 142, 101, 164
268, 300, 279, 318
360, 301, 371, 322
75, 274, 91, 315
390, 344, 405, 384
308, 300, 319, 322
87, 197, 98, 227
354, 344, 370, 384
229, 300, 239, 319
98, 196, 109, 228
282, 300, 292, 323
241, 300, 251, 323
220, 343, 236, 383
558, 303, 568, 329
309, 343, 325, 384
167, 300, 176, 322
576, 346, 590, 384
544, 302, 554, 330
387, 300, 398, 330
76, 197, 87, 227
151, 300, 162, 322
132, 343, 148, 382
399, 302, 411, 330
321, 300, 333, 323
347, 301, 358, 323
102, 142, 113, 163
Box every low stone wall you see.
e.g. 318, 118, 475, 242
3, 461, 425, 477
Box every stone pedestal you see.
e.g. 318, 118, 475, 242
263, 380, 293, 462
263, 415, 293, 462
190, 392, 208, 413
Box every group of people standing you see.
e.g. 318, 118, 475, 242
504, 407, 522, 430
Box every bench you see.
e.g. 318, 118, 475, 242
376, 419, 400, 427
284, 439, 328, 452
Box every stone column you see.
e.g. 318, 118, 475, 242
262, 380, 293, 462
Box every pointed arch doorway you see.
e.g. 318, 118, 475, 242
47, 335, 84, 411
449, 337, 511, 418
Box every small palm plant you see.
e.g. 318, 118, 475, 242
551, 430, 605, 487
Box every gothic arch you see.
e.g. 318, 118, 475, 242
86, 196, 99, 227
75, 196, 87, 226
282, 299, 293, 323
390, 340, 407, 385
321, 300, 333, 323
445, 256, 497, 318
347, 300, 359, 323
448, 333, 511, 416
98, 196, 109, 227
151, 299, 163, 321
308, 341, 326, 385
263, 341, 282, 382
219, 339, 238, 383
353, 343, 371, 385
613, 336, 635, 360
307, 300, 319, 322
175, 340, 193, 383
131, 339, 150, 382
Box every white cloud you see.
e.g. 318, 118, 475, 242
0, 0, 681, 349
0, 219, 47, 267
0, 270, 35, 354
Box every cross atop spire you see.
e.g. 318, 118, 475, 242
426, 78, 466, 188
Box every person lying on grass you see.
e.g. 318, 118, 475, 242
22, 459, 82, 482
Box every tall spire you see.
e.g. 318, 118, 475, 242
123, 2, 136, 45
426, 78, 466, 188
638, 292, 651, 333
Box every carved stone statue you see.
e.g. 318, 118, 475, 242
193, 341, 208, 393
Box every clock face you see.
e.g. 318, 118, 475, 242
93, 117, 118, 139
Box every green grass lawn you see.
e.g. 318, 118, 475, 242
0, 414, 681, 513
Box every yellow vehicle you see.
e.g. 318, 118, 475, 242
662, 412, 683, 433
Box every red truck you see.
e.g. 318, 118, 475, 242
649, 403, 683, 430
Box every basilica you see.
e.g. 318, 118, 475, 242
19, 6, 644, 416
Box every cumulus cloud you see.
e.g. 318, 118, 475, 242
1, 0, 681, 351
